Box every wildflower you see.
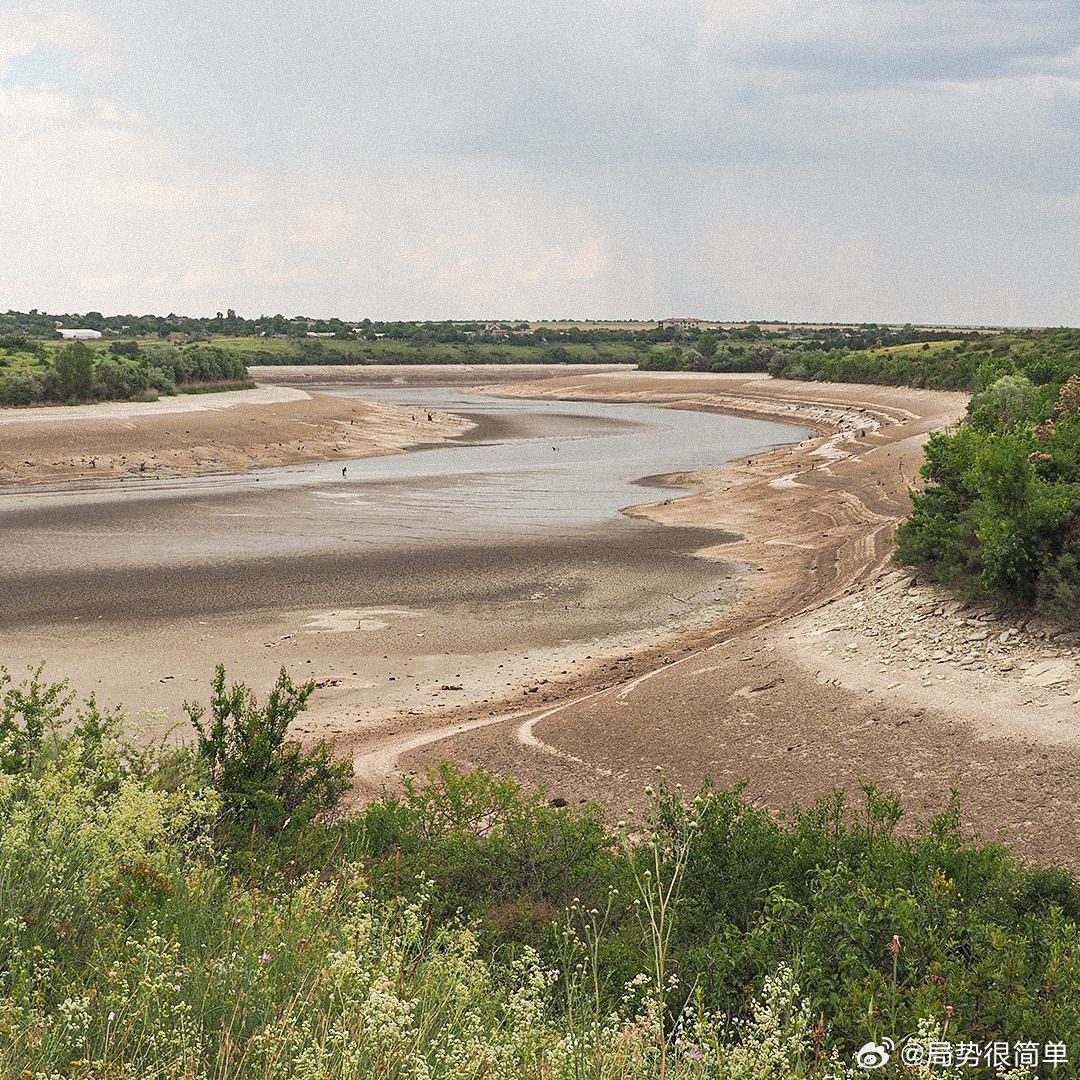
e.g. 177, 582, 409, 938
686, 1045, 703, 1061
260, 951, 273, 963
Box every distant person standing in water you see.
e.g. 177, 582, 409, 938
342, 466, 347, 477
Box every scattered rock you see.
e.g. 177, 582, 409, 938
1020, 661, 1073, 689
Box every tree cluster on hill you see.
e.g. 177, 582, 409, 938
2, 663, 1078, 1076
755, 328, 1074, 387
0, 339, 250, 406
639, 328, 979, 376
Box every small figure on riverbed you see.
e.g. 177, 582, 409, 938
342, 466, 348, 478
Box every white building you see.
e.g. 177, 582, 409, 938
57, 328, 102, 340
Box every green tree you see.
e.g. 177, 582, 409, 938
53, 341, 95, 401
969, 375, 1037, 430
696, 332, 719, 360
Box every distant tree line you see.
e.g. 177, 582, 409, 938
1, 308, 982, 351
639, 328, 982, 376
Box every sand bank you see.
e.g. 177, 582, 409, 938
0, 386, 472, 487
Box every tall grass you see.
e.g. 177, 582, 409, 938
1, 665, 1076, 1077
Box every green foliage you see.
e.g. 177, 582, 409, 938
897, 364, 1080, 621
185, 665, 352, 837
144, 364, 177, 394
349, 767, 1080, 1057
52, 341, 96, 401
968, 375, 1037, 430
359, 762, 622, 936
697, 332, 719, 360
0, 664, 73, 774
764, 329, 1080, 392
1, 666, 1078, 1075
0, 338, 250, 407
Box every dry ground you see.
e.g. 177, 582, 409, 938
336, 372, 1080, 869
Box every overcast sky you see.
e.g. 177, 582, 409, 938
2, 2, 1078, 324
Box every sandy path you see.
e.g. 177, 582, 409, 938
339, 373, 1080, 868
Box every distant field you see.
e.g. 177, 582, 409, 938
207, 336, 646, 365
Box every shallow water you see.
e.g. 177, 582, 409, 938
0, 389, 810, 576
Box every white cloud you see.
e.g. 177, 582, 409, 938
0, 0, 1078, 322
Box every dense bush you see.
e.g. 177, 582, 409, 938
0, 341, 250, 406
1, 664, 1077, 1076
897, 370, 1080, 621
186, 665, 352, 838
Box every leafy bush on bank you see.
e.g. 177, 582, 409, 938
896, 373, 1080, 622
0, 341, 249, 407
0, 665, 1076, 1076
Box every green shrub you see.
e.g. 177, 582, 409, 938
2, 667, 1079, 1075
53, 341, 95, 401
185, 665, 352, 837
897, 384, 1080, 620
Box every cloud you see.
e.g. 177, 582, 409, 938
1, 1, 1078, 322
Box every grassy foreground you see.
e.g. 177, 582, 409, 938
1, 664, 1076, 1078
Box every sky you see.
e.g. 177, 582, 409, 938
1, 1, 1078, 324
